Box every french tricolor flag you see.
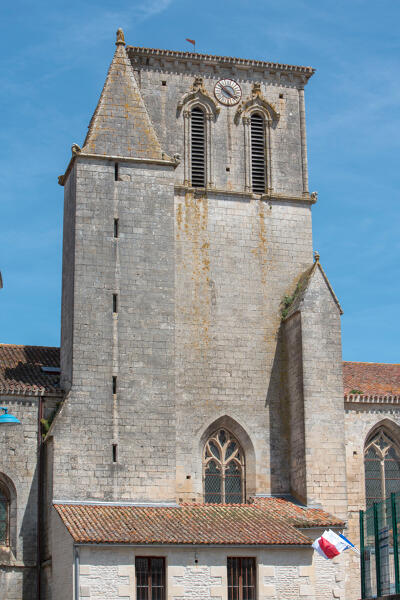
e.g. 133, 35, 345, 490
312, 530, 359, 559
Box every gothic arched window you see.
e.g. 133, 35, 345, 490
0, 483, 9, 546
203, 429, 245, 504
364, 429, 400, 508
250, 112, 266, 194
191, 106, 206, 188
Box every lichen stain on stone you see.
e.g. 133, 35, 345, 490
176, 202, 183, 240
177, 192, 211, 354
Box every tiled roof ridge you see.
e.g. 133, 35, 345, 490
0, 343, 60, 350
344, 360, 400, 366
127, 46, 315, 75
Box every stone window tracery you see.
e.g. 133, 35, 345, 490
364, 429, 400, 508
0, 483, 9, 546
203, 429, 245, 504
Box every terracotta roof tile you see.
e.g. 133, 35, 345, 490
54, 499, 343, 546
343, 361, 400, 396
250, 497, 344, 528
0, 344, 61, 396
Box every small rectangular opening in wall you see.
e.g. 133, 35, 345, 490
114, 162, 119, 181
226, 167, 230, 172
113, 294, 118, 314
162, 80, 167, 86
279, 93, 284, 99
112, 376, 117, 395
114, 218, 119, 238
112, 444, 118, 463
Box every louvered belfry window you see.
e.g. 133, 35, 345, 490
250, 112, 266, 194
227, 558, 256, 600
191, 106, 206, 187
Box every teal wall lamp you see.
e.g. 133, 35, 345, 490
0, 407, 21, 424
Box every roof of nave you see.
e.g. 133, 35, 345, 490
343, 361, 400, 397
127, 46, 315, 78
0, 344, 61, 396
54, 497, 343, 546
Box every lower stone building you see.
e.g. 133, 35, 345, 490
1, 28, 399, 600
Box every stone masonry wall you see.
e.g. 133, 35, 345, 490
0, 396, 38, 600
174, 192, 313, 500
284, 311, 307, 503
74, 544, 343, 600
55, 158, 177, 502
135, 59, 307, 198
299, 268, 348, 519
344, 403, 400, 600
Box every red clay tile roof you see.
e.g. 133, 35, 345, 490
343, 361, 400, 397
251, 497, 344, 528
54, 499, 343, 546
0, 344, 61, 396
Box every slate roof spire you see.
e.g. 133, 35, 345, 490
82, 28, 164, 160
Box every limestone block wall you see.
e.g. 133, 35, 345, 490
174, 192, 313, 500
72, 543, 344, 600
56, 157, 177, 502
294, 268, 347, 519
51, 508, 73, 600
344, 403, 400, 600
0, 396, 38, 600
134, 57, 309, 198
284, 312, 306, 503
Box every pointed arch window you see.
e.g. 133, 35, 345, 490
191, 106, 206, 188
203, 429, 245, 504
250, 112, 266, 194
0, 483, 9, 546
364, 429, 400, 508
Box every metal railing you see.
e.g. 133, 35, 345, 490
360, 493, 400, 598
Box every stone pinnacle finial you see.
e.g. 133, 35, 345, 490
116, 28, 125, 46
314, 251, 320, 262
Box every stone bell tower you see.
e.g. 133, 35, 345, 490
52, 28, 347, 520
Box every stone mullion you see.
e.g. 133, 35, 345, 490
206, 113, 213, 188
183, 110, 191, 186
266, 120, 273, 194
243, 117, 251, 192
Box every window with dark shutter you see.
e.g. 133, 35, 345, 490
191, 107, 206, 188
227, 557, 256, 600
136, 557, 165, 600
250, 113, 266, 194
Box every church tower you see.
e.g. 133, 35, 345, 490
54, 28, 347, 517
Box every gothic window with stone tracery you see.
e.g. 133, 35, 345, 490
0, 484, 9, 546
203, 429, 245, 504
364, 429, 400, 508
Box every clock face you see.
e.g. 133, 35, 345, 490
214, 79, 242, 106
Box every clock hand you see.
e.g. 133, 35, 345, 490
220, 84, 235, 99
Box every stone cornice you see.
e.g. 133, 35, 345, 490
345, 394, 400, 405
58, 149, 179, 186
174, 185, 316, 204
127, 46, 315, 81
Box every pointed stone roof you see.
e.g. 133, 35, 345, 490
283, 253, 343, 320
82, 30, 163, 160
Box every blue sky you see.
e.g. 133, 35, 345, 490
0, 0, 399, 362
